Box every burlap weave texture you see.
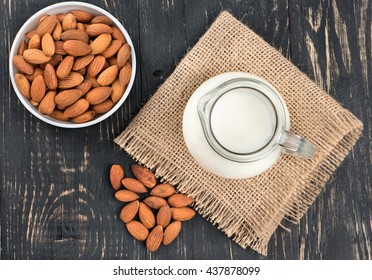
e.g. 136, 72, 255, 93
114, 12, 363, 255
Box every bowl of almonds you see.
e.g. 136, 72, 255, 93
9, 2, 136, 128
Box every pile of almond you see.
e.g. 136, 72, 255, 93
110, 164, 196, 252
13, 10, 132, 123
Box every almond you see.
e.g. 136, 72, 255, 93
120, 200, 139, 223
162, 221, 181, 245
126, 221, 149, 241
36, 15, 57, 36
110, 164, 125, 190
171, 207, 196, 221
131, 164, 156, 188
85, 23, 113, 37
54, 41, 67, 55
52, 20, 62, 40
63, 98, 89, 118
111, 26, 126, 43
60, 29, 89, 43
90, 33, 112, 55
23, 49, 51, 64
63, 40, 92, 56
121, 178, 147, 193
58, 72, 83, 89
97, 65, 118, 86
85, 86, 112, 105
76, 67, 86, 76
72, 54, 94, 71
70, 10, 94, 22
76, 23, 85, 31
41, 54, 62, 68
150, 184, 176, 198
41, 33, 55, 56
62, 13, 76, 31
115, 189, 139, 202
101, 40, 123, 58
107, 56, 118, 66
39, 15, 49, 24
143, 196, 167, 210
13, 55, 34, 75
30, 100, 39, 107
111, 79, 126, 103
91, 15, 113, 25
119, 63, 132, 86
38, 90, 56, 115
17, 40, 27, 55
87, 55, 106, 77
30, 75, 46, 102
87, 76, 101, 88
91, 99, 114, 114
55, 89, 83, 108
157, 204, 171, 228
76, 79, 92, 95
138, 202, 156, 229
15, 74, 30, 99
56, 13, 67, 22
117, 44, 131, 68
50, 109, 69, 121
56, 55, 74, 79
168, 194, 193, 208
146, 225, 163, 252
25, 68, 44, 82
28, 34, 41, 49
71, 110, 95, 123
44, 64, 58, 90
25, 30, 38, 39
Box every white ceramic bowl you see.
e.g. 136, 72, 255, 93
9, 1, 136, 128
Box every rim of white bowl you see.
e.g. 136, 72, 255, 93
9, 1, 136, 128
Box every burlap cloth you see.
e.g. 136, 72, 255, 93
114, 12, 363, 255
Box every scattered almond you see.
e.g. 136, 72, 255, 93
87, 55, 106, 77
146, 225, 163, 252
143, 196, 168, 210
115, 190, 140, 203
139, 202, 156, 229
72, 54, 94, 71
120, 200, 139, 223
58, 72, 83, 89
111, 79, 126, 103
56, 55, 74, 79
90, 33, 112, 55
70, 10, 94, 22
171, 207, 196, 221
91, 15, 113, 25
131, 164, 156, 188
101, 40, 123, 58
126, 221, 149, 241
168, 194, 193, 208
117, 44, 131, 68
110, 164, 125, 190
122, 178, 147, 193
157, 204, 171, 228
162, 221, 181, 245
150, 184, 176, 198
52, 20, 62, 41
36, 15, 57, 36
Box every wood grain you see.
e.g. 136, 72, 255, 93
0, 0, 370, 260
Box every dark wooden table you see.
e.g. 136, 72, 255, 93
1, 0, 371, 260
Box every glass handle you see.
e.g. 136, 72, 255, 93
279, 131, 315, 158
